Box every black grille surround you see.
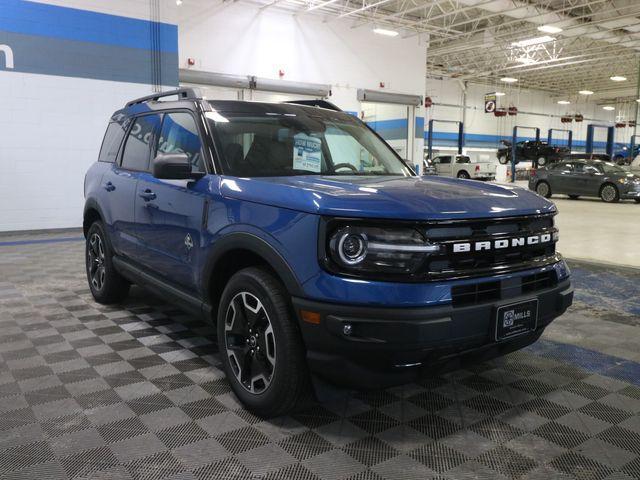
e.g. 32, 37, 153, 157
320, 213, 561, 282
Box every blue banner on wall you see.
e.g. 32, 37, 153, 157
0, 0, 178, 86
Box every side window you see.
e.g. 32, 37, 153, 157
573, 162, 585, 173
439, 156, 452, 164
157, 112, 205, 173
98, 121, 127, 163
121, 114, 162, 171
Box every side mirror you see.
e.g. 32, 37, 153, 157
152, 153, 203, 180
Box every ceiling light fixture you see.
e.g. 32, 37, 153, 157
511, 35, 555, 47
373, 28, 399, 37
500, 77, 518, 83
636, 99, 640, 103
578, 90, 594, 95
557, 100, 570, 105
610, 75, 627, 82
602, 106, 615, 111
494, 92, 506, 97
537, 25, 563, 34
176, 0, 182, 5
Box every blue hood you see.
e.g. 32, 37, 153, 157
219, 175, 556, 220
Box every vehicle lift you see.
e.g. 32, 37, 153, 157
510, 126, 540, 183
426, 119, 464, 162
548, 128, 573, 152
626, 134, 640, 162
585, 124, 614, 157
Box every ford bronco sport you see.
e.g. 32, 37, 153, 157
84, 88, 573, 416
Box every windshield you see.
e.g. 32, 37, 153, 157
596, 162, 626, 174
208, 108, 413, 177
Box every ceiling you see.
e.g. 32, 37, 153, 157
229, 0, 640, 103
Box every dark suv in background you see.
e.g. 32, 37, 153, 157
498, 140, 570, 166
84, 88, 573, 416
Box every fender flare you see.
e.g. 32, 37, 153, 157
82, 198, 108, 236
202, 232, 304, 298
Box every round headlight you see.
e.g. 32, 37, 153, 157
337, 231, 367, 265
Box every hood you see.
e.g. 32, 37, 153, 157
219, 175, 556, 221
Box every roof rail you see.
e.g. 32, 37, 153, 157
284, 99, 342, 112
125, 87, 201, 107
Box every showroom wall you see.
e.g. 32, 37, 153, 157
425, 76, 624, 151
177, 2, 428, 164
0, 0, 178, 232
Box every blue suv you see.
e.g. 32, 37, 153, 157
84, 88, 573, 416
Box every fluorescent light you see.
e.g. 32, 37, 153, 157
373, 28, 399, 37
557, 100, 570, 105
511, 35, 555, 47
602, 106, 615, 111
176, 0, 182, 4
610, 75, 627, 82
514, 57, 538, 65
500, 77, 518, 83
537, 25, 563, 34
636, 99, 640, 103
494, 92, 506, 97
578, 90, 594, 95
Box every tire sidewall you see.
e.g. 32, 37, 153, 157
498, 155, 508, 165
86, 222, 110, 299
216, 269, 298, 413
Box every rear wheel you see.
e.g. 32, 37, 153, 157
457, 170, 470, 179
568, 194, 580, 200
537, 156, 547, 166
498, 155, 508, 165
85, 221, 130, 304
600, 183, 620, 203
217, 267, 309, 417
536, 181, 552, 198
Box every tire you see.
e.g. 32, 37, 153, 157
568, 195, 580, 200
537, 156, 547, 166
535, 181, 552, 198
217, 267, 309, 417
457, 170, 470, 179
600, 183, 620, 203
498, 155, 508, 165
85, 221, 130, 304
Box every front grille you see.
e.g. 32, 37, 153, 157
423, 213, 559, 280
451, 270, 557, 307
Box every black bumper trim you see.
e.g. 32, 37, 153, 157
293, 279, 573, 388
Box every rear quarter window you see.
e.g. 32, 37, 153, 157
98, 121, 127, 163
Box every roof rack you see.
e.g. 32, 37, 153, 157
284, 99, 342, 112
125, 87, 201, 107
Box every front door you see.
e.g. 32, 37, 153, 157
134, 111, 209, 291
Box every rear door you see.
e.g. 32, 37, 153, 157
134, 111, 210, 291
102, 114, 161, 259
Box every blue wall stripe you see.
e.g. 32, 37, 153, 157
0, 0, 177, 52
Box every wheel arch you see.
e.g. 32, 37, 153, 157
202, 233, 304, 314
83, 199, 106, 238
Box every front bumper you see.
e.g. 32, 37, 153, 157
621, 186, 640, 199
293, 278, 572, 388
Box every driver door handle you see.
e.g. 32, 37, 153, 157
139, 189, 156, 201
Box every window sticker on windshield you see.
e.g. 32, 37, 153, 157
293, 134, 322, 172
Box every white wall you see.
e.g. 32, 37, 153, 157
178, 3, 427, 164
0, 0, 178, 232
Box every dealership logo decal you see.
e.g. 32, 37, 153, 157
452, 233, 553, 253
503, 308, 531, 328
0, 45, 14, 69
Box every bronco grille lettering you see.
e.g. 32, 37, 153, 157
451, 233, 554, 253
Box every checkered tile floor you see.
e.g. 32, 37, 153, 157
1, 237, 639, 480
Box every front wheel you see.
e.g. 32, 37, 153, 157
217, 267, 309, 417
85, 221, 130, 304
537, 156, 547, 166
600, 183, 620, 203
536, 181, 552, 198
498, 155, 508, 165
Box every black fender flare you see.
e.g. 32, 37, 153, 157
202, 232, 304, 299
82, 198, 108, 236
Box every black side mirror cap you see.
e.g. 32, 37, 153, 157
152, 153, 204, 180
